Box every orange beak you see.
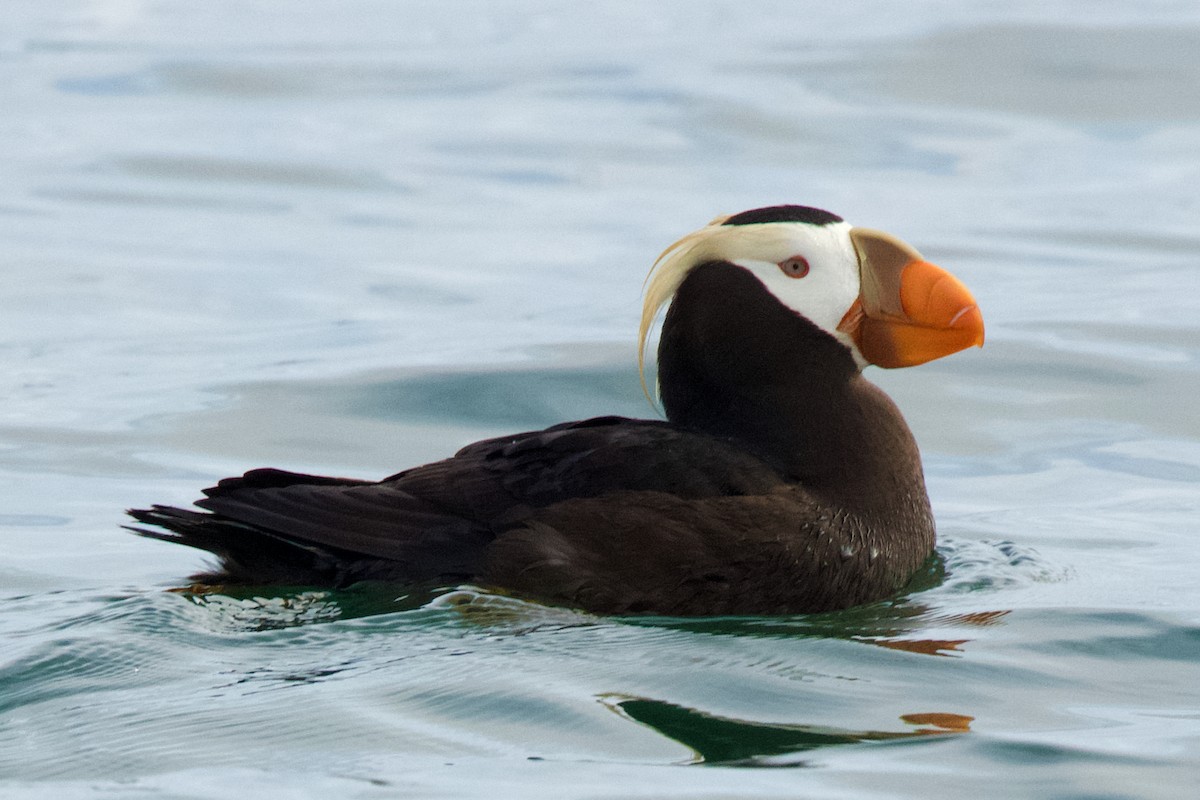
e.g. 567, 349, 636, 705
838, 227, 985, 369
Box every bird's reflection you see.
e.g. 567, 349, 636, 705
604, 694, 974, 766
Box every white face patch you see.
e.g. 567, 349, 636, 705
725, 221, 861, 341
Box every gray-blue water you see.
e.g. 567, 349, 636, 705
3, 2, 1199, 797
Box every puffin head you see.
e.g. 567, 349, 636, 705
638, 205, 985, 401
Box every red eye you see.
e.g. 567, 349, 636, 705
778, 256, 810, 279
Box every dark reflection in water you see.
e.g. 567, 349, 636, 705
619, 601, 1009, 658
604, 694, 973, 766
174, 581, 447, 631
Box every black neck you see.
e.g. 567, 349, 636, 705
656, 262, 926, 510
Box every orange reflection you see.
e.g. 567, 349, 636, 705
867, 637, 969, 656
901, 712, 975, 733
858, 609, 1011, 657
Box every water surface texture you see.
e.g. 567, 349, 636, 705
3, 2, 1199, 798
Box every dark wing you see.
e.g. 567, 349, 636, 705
390, 416, 786, 512
128, 416, 789, 587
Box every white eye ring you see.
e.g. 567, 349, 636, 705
778, 256, 810, 279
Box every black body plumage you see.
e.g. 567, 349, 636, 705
129, 206, 959, 616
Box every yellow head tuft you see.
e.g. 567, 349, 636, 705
637, 215, 806, 405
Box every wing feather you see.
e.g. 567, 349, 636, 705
130, 416, 791, 587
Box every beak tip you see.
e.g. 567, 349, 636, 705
949, 304, 985, 350
853, 254, 985, 367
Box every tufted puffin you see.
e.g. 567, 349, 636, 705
128, 205, 984, 616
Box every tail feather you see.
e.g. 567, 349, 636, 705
126, 505, 356, 587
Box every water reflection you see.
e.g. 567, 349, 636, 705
619, 601, 1010, 658
603, 694, 974, 766
174, 582, 444, 631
